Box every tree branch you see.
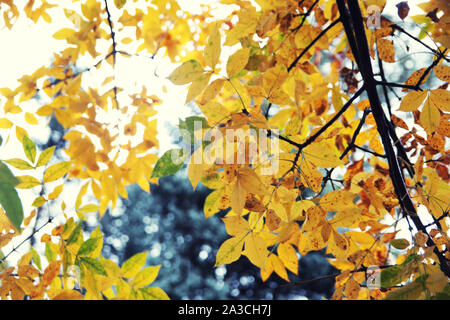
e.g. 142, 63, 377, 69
298, 86, 365, 150
287, 18, 341, 72
338, 0, 450, 277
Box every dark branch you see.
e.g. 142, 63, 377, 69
287, 18, 341, 72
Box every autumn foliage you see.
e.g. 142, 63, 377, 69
0, 0, 449, 300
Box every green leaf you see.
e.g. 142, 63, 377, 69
140, 287, 170, 300
22, 135, 36, 164
45, 242, 57, 262
77, 237, 101, 256
121, 251, 148, 278
385, 278, 424, 300
178, 116, 209, 145
0, 184, 23, 231
0, 161, 20, 186
36, 146, 55, 167
151, 149, 187, 178
30, 247, 42, 270
79, 257, 108, 276
390, 238, 410, 250
380, 254, 418, 288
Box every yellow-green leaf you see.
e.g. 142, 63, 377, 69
4, 159, 34, 170
16, 175, 41, 189
36, 146, 55, 167
43, 161, 71, 183
140, 287, 170, 300
32, 196, 46, 207
131, 265, 161, 288
121, 251, 148, 279
22, 136, 36, 164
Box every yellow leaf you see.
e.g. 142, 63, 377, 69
168, 60, 204, 85
429, 89, 450, 112
199, 101, 229, 124
222, 215, 250, 236
398, 90, 427, 111
268, 201, 288, 222
346, 231, 375, 245
420, 96, 440, 134
114, 0, 127, 9
121, 251, 148, 279
244, 233, 268, 268
52, 289, 83, 300
204, 188, 222, 218
299, 158, 322, 193
53, 28, 76, 40
78, 204, 99, 213
36, 146, 55, 167
187, 148, 204, 190
43, 161, 71, 183
4, 158, 34, 170
404, 68, 429, 89
48, 184, 63, 200
303, 141, 343, 168
320, 190, 356, 211
185, 73, 211, 103
131, 265, 160, 289
204, 23, 221, 68
302, 206, 326, 232
329, 208, 362, 227
24, 112, 38, 125
215, 236, 244, 266
290, 200, 315, 221
344, 278, 360, 300
230, 181, 246, 215
377, 38, 395, 63
32, 196, 46, 207
0, 118, 13, 129
277, 243, 298, 275
237, 167, 270, 196
433, 65, 450, 82
199, 78, 225, 105
269, 254, 289, 281
226, 48, 250, 78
